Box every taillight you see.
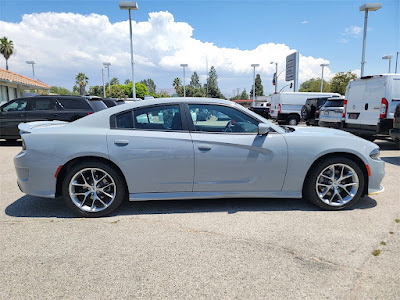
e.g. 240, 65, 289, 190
278, 103, 281, 113
22, 139, 26, 150
87, 112, 93, 115
343, 99, 347, 117
379, 98, 388, 119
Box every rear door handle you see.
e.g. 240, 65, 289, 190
198, 144, 211, 151
114, 140, 129, 146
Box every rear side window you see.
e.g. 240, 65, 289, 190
116, 111, 134, 129
88, 100, 107, 112
58, 99, 86, 110
31, 98, 55, 111
134, 105, 182, 131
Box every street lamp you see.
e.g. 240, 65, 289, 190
360, 3, 382, 77
119, 1, 138, 99
180, 64, 188, 97
251, 64, 259, 105
396, 52, 400, 73
320, 63, 329, 92
270, 62, 278, 93
102, 68, 106, 98
103, 62, 111, 94
26, 61, 35, 79
382, 55, 392, 73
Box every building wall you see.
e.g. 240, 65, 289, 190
0, 82, 22, 106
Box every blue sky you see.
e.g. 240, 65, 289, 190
0, 0, 399, 95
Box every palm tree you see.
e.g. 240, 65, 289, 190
0, 37, 14, 70
173, 77, 181, 92
75, 73, 89, 95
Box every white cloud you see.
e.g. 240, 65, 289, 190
343, 25, 362, 37
301, 20, 309, 24
0, 11, 333, 95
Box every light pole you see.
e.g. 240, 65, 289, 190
26, 61, 35, 79
382, 55, 392, 73
396, 52, 400, 73
320, 63, 329, 92
102, 68, 106, 98
270, 62, 278, 93
119, 1, 138, 99
360, 3, 382, 77
103, 62, 111, 94
251, 64, 259, 105
180, 64, 188, 97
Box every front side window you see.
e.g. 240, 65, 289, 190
188, 104, 259, 133
1, 99, 27, 112
133, 105, 182, 131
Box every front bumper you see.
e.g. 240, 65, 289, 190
367, 157, 385, 196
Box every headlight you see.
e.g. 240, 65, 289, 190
369, 148, 380, 159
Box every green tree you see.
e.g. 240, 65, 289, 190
88, 85, 104, 97
0, 37, 14, 70
108, 84, 128, 99
135, 82, 148, 99
72, 85, 80, 94
75, 72, 89, 95
110, 77, 119, 85
241, 89, 249, 100
176, 85, 206, 97
299, 78, 329, 92
140, 78, 157, 94
50, 86, 76, 95
124, 79, 131, 85
190, 71, 201, 88
250, 74, 264, 97
155, 91, 170, 98
173, 77, 181, 92
329, 71, 357, 95
207, 66, 223, 98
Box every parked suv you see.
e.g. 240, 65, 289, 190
389, 103, 400, 148
0, 95, 107, 141
301, 96, 337, 126
318, 97, 345, 129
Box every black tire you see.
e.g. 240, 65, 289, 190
303, 156, 365, 210
301, 105, 311, 120
287, 116, 299, 126
62, 161, 127, 217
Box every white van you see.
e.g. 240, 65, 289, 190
270, 92, 340, 125
343, 74, 400, 139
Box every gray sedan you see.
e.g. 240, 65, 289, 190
14, 98, 385, 217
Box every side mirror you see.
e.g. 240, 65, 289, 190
258, 123, 270, 135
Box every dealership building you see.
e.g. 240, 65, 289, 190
0, 68, 49, 106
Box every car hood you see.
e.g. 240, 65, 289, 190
287, 126, 357, 138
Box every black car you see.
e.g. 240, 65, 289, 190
0, 95, 107, 141
389, 103, 400, 149
102, 98, 117, 108
301, 96, 338, 126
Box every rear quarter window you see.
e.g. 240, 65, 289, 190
88, 100, 107, 112
57, 99, 87, 110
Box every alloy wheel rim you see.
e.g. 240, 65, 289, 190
289, 119, 297, 125
315, 163, 359, 206
69, 168, 116, 213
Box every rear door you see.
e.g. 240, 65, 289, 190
107, 104, 194, 194
359, 77, 385, 126
0, 98, 27, 138
25, 97, 58, 122
345, 80, 366, 128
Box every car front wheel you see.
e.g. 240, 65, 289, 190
303, 157, 365, 210
62, 161, 126, 217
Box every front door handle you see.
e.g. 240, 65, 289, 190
198, 144, 211, 151
114, 140, 129, 146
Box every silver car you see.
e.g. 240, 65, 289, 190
319, 97, 345, 129
14, 98, 385, 217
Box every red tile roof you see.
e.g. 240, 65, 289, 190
0, 68, 50, 89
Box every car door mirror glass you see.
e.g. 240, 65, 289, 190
258, 123, 270, 135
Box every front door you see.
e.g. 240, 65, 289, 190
107, 104, 194, 194
0, 99, 28, 138
186, 104, 288, 193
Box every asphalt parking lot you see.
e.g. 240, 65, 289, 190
0, 139, 399, 299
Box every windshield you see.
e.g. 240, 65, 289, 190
323, 100, 344, 108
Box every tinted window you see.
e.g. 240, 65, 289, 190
58, 99, 86, 110
116, 111, 134, 128
1, 99, 27, 112
31, 98, 55, 111
323, 100, 344, 108
134, 105, 182, 131
88, 100, 107, 112
188, 104, 258, 133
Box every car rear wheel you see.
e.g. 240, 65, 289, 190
287, 116, 299, 126
62, 161, 126, 217
303, 156, 365, 210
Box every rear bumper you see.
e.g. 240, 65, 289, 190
319, 120, 343, 129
